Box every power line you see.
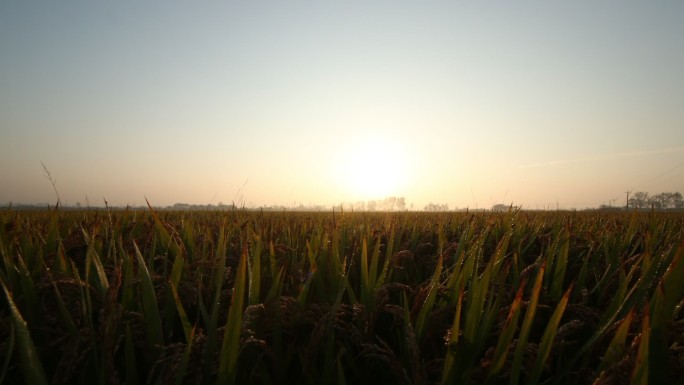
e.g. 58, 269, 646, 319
630, 159, 684, 192
604, 159, 684, 209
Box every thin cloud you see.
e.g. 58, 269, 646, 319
518, 146, 684, 169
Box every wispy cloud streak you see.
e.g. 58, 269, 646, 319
518, 146, 684, 169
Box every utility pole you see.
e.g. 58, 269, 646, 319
625, 191, 631, 211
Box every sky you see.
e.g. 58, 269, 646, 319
1, 1, 683, 210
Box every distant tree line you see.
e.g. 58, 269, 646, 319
491, 204, 520, 212
424, 202, 449, 212
344, 197, 407, 211
628, 191, 683, 209
338, 198, 453, 212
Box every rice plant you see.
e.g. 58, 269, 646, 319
0, 208, 682, 384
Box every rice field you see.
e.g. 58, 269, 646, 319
0, 207, 682, 384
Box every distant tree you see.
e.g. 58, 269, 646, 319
491, 204, 509, 212
629, 191, 684, 210
649, 193, 669, 209
648, 195, 661, 209
383, 197, 396, 211
638, 191, 683, 209
396, 197, 406, 211
424, 202, 449, 212
629, 192, 649, 209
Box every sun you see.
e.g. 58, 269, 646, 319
333, 135, 407, 201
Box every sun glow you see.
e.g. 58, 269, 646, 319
333, 134, 408, 201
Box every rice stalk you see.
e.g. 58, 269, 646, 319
596, 309, 634, 375
487, 281, 526, 381
526, 283, 572, 385
630, 308, 649, 385
217, 242, 248, 385
510, 262, 545, 385
133, 240, 164, 351
1, 280, 48, 385
0, 323, 14, 384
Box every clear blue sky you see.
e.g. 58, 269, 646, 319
2, 1, 683, 209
